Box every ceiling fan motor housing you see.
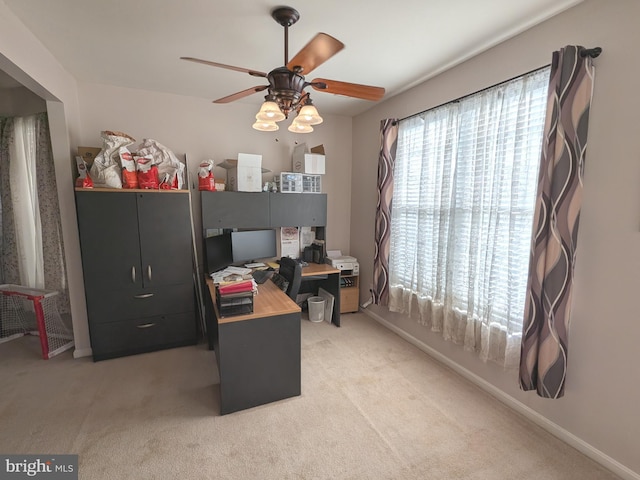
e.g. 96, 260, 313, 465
268, 66, 306, 117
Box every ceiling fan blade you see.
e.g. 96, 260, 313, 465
287, 33, 344, 75
180, 57, 267, 78
214, 85, 269, 104
311, 78, 385, 101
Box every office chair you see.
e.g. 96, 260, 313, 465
278, 257, 302, 302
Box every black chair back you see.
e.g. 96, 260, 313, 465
279, 257, 302, 301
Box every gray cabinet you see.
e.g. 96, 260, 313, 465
201, 192, 270, 228
76, 190, 197, 361
269, 193, 327, 227
200, 191, 327, 229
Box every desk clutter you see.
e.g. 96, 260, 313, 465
216, 281, 255, 317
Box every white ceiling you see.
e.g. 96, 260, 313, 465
4, 0, 582, 116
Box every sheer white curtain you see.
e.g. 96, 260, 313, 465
8, 115, 44, 289
388, 68, 549, 368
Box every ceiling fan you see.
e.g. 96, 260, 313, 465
180, 6, 385, 132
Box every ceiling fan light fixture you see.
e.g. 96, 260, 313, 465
288, 121, 313, 133
182, 6, 385, 133
256, 100, 286, 122
252, 120, 279, 132
296, 104, 323, 125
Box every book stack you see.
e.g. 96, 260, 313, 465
216, 279, 256, 317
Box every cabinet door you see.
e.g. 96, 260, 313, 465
201, 191, 270, 228
76, 191, 142, 292
269, 193, 327, 227
136, 192, 193, 287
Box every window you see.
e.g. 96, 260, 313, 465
388, 67, 550, 367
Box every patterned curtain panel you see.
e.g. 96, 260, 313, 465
0, 113, 71, 316
34, 113, 71, 316
519, 46, 596, 398
372, 119, 398, 306
0, 117, 19, 286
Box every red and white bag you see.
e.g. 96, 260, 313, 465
75, 156, 94, 188
120, 148, 138, 189
135, 154, 159, 189
136, 139, 185, 190
198, 159, 216, 191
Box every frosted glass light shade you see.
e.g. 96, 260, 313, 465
288, 121, 313, 133
256, 101, 285, 122
296, 104, 323, 125
252, 120, 279, 132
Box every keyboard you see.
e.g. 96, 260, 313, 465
270, 273, 289, 292
252, 269, 274, 284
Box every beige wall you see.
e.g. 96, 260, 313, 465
352, 0, 640, 477
0, 86, 46, 116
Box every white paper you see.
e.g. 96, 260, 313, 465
244, 262, 266, 268
280, 227, 300, 258
299, 227, 315, 250
225, 265, 252, 275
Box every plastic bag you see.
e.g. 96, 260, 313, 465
136, 139, 184, 190
90, 130, 135, 188
198, 159, 216, 191
74, 155, 93, 188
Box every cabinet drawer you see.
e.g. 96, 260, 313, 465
85, 283, 194, 324
340, 287, 359, 313
90, 312, 197, 361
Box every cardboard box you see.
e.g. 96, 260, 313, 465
292, 143, 325, 174
77, 147, 101, 167
217, 154, 269, 192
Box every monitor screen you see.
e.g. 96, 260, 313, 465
204, 232, 233, 274
231, 229, 277, 264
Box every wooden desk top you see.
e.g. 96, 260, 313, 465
207, 277, 300, 325
301, 263, 340, 276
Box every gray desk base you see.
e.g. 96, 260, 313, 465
214, 312, 301, 415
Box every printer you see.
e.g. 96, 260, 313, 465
326, 255, 359, 275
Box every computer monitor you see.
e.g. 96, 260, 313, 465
204, 232, 233, 274
231, 229, 277, 264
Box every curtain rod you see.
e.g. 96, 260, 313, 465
395, 46, 602, 125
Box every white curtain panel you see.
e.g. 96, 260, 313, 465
388, 68, 549, 368
8, 115, 44, 289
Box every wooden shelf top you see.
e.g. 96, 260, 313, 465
302, 263, 340, 276
75, 187, 188, 194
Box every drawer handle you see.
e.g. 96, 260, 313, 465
136, 322, 156, 329
134, 293, 154, 299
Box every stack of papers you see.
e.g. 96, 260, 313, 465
210, 265, 253, 284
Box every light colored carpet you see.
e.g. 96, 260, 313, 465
0, 313, 619, 479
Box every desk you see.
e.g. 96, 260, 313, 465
205, 278, 301, 415
300, 263, 342, 327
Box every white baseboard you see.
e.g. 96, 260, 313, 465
362, 308, 639, 480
